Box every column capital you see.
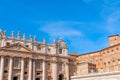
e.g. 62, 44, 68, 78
20, 57, 26, 60
28, 57, 33, 60
51, 60, 58, 63
9, 56, 13, 58
42, 59, 47, 62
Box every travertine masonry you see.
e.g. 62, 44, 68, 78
0, 29, 70, 80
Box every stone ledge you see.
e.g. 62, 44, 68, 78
71, 71, 120, 79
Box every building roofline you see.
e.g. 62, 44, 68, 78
78, 43, 120, 56
78, 50, 99, 56
108, 34, 119, 37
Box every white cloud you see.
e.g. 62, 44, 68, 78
39, 21, 85, 53
39, 21, 109, 53
40, 21, 83, 38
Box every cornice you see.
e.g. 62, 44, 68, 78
0, 48, 71, 61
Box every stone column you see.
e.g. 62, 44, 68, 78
65, 63, 69, 80
8, 57, 13, 80
1, 39, 6, 47
28, 59, 32, 80
52, 62, 57, 80
42, 60, 46, 80
0, 56, 4, 80
20, 58, 24, 80
33, 60, 35, 80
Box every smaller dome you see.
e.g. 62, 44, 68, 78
59, 40, 67, 49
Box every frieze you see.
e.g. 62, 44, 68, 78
0, 50, 33, 58
0, 48, 71, 59
0, 47, 71, 62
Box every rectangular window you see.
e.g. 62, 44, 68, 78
4, 70, 8, 73
36, 78, 40, 80
104, 63, 106, 67
24, 61, 28, 68
47, 63, 50, 70
59, 49, 62, 54
96, 60, 98, 63
37, 44, 41, 50
25, 45, 29, 48
24, 72, 27, 74
36, 62, 40, 69
59, 64, 62, 71
6, 42, 10, 46
116, 48, 119, 50
118, 59, 120, 64
4, 59, 8, 67
108, 61, 110, 64
111, 50, 114, 54
14, 59, 19, 68
48, 48, 51, 53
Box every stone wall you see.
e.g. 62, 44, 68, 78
71, 71, 120, 80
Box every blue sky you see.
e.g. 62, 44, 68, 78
0, 0, 120, 54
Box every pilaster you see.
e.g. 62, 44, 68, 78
0, 56, 4, 80
20, 58, 24, 80
33, 60, 36, 80
8, 57, 13, 80
52, 62, 57, 80
28, 58, 32, 80
65, 62, 69, 80
42, 60, 46, 80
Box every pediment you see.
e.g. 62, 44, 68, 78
2, 43, 33, 52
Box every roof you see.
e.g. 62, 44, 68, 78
108, 34, 119, 37
70, 52, 78, 56
78, 43, 120, 56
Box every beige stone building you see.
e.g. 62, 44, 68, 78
70, 34, 120, 80
0, 29, 70, 80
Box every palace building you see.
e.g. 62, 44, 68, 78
70, 34, 120, 80
0, 29, 70, 80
